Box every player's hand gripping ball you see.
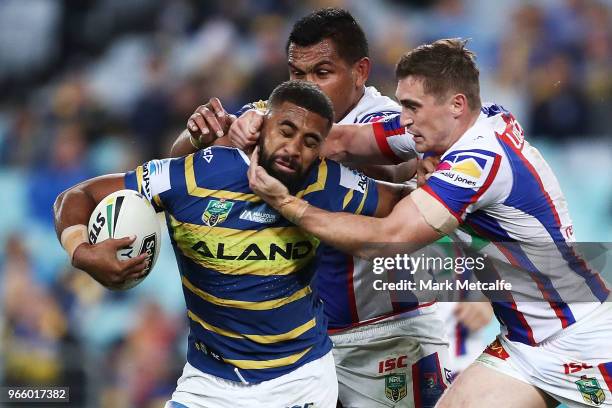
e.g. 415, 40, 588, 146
88, 190, 161, 289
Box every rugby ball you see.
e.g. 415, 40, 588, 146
88, 189, 161, 290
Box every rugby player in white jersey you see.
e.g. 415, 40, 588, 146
248, 38, 612, 407
172, 8, 453, 407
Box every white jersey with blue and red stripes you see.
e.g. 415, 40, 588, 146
236, 87, 429, 331
338, 86, 401, 124
315, 86, 433, 332
374, 103, 610, 345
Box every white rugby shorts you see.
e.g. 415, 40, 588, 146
331, 310, 451, 407
477, 301, 612, 407
165, 351, 337, 408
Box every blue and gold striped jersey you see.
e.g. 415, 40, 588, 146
124, 146, 378, 383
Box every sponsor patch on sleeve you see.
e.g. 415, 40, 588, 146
141, 159, 172, 200
339, 165, 368, 193
431, 150, 497, 189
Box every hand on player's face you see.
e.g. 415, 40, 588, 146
72, 236, 148, 290
257, 102, 327, 192
248, 146, 290, 208
228, 109, 265, 151
187, 97, 236, 144
416, 155, 440, 187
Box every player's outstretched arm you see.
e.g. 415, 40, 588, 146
296, 193, 443, 259
374, 179, 413, 217
232, 113, 412, 166
349, 161, 417, 183
321, 119, 418, 168
321, 122, 383, 163
248, 146, 450, 259
53, 175, 148, 288
230, 111, 419, 182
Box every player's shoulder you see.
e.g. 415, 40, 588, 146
183, 147, 249, 189
302, 159, 374, 214
347, 86, 400, 124
320, 159, 370, 195
299, 159, 369, 196
480, 103, 513, 121
192, 146, 249, 167
432, 106, 510, 191
141, 147, 243, 175
478, 103, 522, 141
449, 104, 514, 154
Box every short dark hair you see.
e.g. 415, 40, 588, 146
268, 80, 334, 128
287, 8, 368, 64
395, 38, 481, 110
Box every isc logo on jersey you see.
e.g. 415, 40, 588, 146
434, 151, 495, 189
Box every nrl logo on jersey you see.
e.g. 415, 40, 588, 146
239, 203, 279, 224
385, 373, 407, 403
202, 199, 234, 226
576, 376, 605, 406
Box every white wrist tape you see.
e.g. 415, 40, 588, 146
410, 188, 459, 235
278, 196, 310, 226
60, 224, 88, 261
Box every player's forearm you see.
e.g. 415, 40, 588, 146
376, 180, 413, 209
321, 123, 383, 164
350, 164, 397, 182
297, 205, 385, 259
282, 194, 436, 259
170, 129, 202, 157
320, 124, 353, 162
54, 184, 98, 240
53, 175, 126, 239
54, 174, 147, 285
350, 161, 416, 183
391, 160, 417, 183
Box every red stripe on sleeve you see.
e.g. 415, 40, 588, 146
372, 122, 403, 164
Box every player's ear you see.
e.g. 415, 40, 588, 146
353, 57, 370, 88
450, 93, 468, 118
261, 109, 272, 129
